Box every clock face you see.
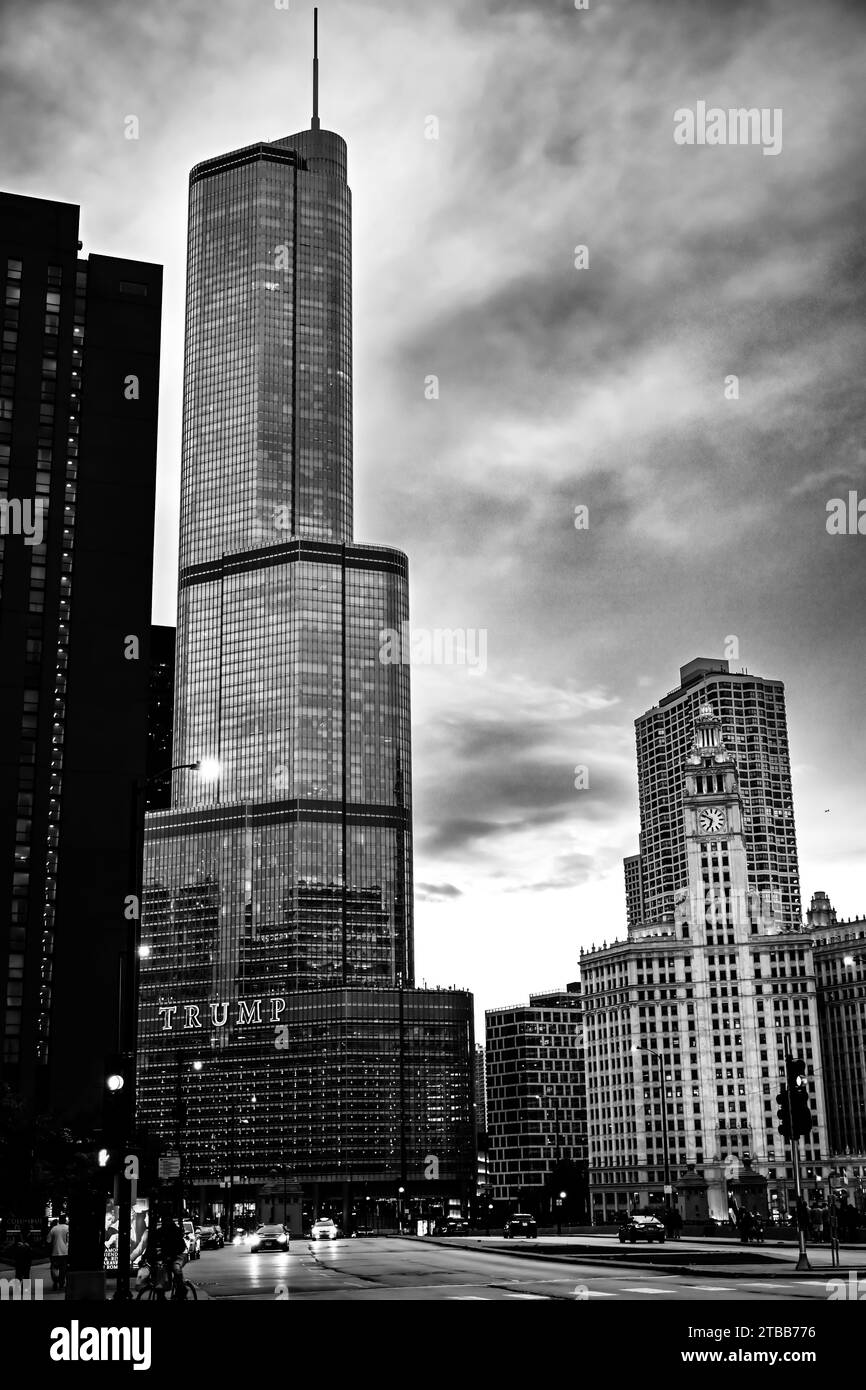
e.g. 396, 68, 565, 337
698, 807, 726, 833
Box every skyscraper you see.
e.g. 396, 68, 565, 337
0, 193, 161, 1126
583, 702, 827, 1224
626, 658, 800, 931
146, 624, 175, 811
138, 23, 474, 1214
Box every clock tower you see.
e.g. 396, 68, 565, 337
678, 701, 751, 942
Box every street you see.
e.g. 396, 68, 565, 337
176, 1236, 857, 1301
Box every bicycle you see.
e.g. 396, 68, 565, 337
134, 1260, 198, 1301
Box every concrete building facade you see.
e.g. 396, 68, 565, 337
583, 701, 827, 1225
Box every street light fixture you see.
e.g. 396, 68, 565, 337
556, 1190, 568, 1236
194, 756, 222, 782
632, 1041, 673, 1214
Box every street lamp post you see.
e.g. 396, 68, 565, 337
114, 760, 212, 1300
557, 1190, 567, 1237
633, 1042, 673, 1215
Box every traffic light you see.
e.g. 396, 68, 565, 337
786, 1055, 814, 1140
776, 1085, 792, 1141
103, 1052, 132, 1147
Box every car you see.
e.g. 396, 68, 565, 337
618, 1215, 666, 1244
182, 1220, 201, 1260
197, 1225, 224, 1251
503, 1213, 537, 1239
310, 1218, 339, 1241
434, 1218, 470, 1236
249, 1224, 290, 1253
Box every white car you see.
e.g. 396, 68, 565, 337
310, 1218, 338, 1241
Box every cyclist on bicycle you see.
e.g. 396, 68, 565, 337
144, 1213, 187, 1298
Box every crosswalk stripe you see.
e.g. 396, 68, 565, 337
743, 1282, 794, 1289
620, 1287, 664, 1295
688, 1286, 729, 1292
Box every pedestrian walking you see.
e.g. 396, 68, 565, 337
48, 1215, 70, 1290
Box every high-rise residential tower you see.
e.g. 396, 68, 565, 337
138, 24, 474, 1215
0, 193, 161, 1127
625, 658, 800, 931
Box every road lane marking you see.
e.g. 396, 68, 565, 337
742, 1282, 795, 1289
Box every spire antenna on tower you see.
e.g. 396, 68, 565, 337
312, 7, 320, 130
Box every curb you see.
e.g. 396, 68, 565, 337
413, 1236, 866, 1280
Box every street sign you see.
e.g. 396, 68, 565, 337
158, 1154, 181, 1179
663, 1184, 673, 1195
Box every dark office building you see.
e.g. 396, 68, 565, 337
0, 193, 161, 1127
138, 35, 475, 1211
486, 985, 588, 1220
146, 624, 175, 810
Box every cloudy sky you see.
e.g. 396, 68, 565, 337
3, 0, 865, 1030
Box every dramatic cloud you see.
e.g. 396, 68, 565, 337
4, 0, 864, 1027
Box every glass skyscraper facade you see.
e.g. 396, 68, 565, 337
138, 110, 474, 1205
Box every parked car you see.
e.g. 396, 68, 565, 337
618, 1215, 666, 1244
182, 1220, 201, 1260
503, 1213, 537, 1239
250, 1224, 290, 1253
197, 1225, 224, 1250
310, 1218, 339, 1241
